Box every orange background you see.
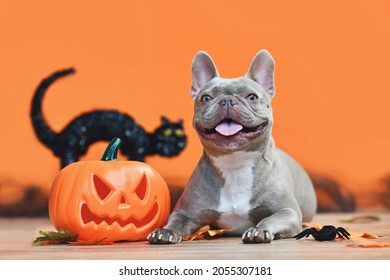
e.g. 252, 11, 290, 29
1, 0, 390, 204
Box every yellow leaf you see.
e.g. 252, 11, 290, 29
183, 226, 234, 241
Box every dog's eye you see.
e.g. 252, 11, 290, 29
246, 94, 258, 101
201, 95, 213, 102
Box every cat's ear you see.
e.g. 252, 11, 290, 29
161, 116, 170, 126
177, 119, 183, 126
191, 51, 219, 99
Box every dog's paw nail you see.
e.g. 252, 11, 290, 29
169, 235, 173, 242
242, 229, 256, 243
158, 234, 164, 240
264, 231, 273, 243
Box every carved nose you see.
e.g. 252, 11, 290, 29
118, 193, 130, 209
219, 97, 238, 108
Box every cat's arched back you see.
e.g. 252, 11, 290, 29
31, 68, 187, 168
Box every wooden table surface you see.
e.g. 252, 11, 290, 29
1, 212, 389, 260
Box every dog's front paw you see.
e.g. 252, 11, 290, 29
147, 228, 182, 244
242, 227, 274, 244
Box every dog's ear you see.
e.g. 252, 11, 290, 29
191, 51, 219, 99
246, 50, 275, 97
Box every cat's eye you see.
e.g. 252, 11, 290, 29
201, 94, 213, 102
175, 129, 184, 137
246, 93, 258, 101
163, 128, 173, 137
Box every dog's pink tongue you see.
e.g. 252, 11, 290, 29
215, 121, 243, 136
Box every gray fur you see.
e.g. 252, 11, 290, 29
148, 50, 317, 244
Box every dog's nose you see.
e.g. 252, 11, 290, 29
219, 97, 238, 108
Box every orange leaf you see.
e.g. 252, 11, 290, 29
361, 232, 379, 239
348, 231, 379, 239
347, 241, 390, 248
347, 231, 390, 248
67, 238, 113, 245
302, 222, 322, 231
183, 226, 234, 241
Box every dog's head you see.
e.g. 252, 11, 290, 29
191, 50, 275, 152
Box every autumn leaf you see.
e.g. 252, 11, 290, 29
347, 234, 390, 248
361, 232, 380, 239
67, 238, 113, 245
347, 242, 390, 248
345, 231, 390, 247
183, 226, 234, 241
33, 229, 77, 245
33, 229, 113, 245
302, 222, 322, 231
348, 232, 380, 239
340, 215, 381, 223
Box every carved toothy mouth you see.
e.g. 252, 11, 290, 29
81, 202, 158, 228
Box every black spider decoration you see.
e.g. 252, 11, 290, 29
294, 225, 350, 241
31, 68, 187, 168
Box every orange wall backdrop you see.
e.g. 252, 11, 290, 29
1, 0, 390, 202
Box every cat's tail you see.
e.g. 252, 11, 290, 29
30, 68, 75, 149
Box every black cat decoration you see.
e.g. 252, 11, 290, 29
31, 68, 187, 168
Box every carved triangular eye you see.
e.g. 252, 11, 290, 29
135, 173, 147, 201
93, 175, 113, 201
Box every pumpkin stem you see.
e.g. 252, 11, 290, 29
101, 137, 122, 161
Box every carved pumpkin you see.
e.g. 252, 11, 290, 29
48, 138, 170, 242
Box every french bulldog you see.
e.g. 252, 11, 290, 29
148, 50, 317, 244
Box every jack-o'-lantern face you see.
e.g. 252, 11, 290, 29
81, 173, 159, 229
48, 138, 170, 242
